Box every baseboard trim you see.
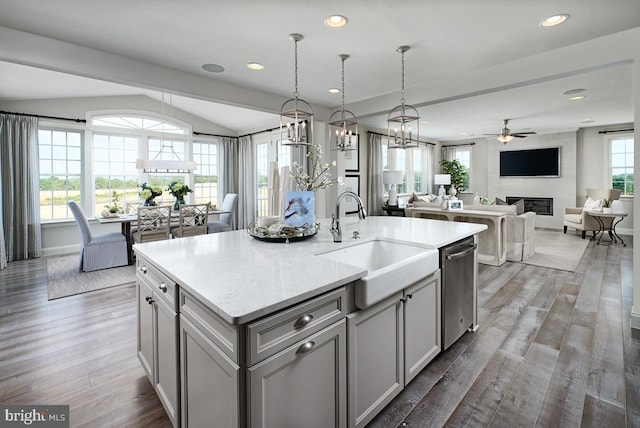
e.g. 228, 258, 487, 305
42, 244, 80, 258
631, 311, 640, 331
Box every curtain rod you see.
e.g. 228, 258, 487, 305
239, 125, 280, 139
598, 128, 634, 134
366, 130, 435, 146
193, 131, 237, 139
0, 110, 86, 123
441, 142, 476, 148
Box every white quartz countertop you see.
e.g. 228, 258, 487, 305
133, 216, 486, 325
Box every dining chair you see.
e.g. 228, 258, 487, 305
68, 201, 129, 272
132, 206, 172, 243
207, 193, 238, 233
171, 204, 208, 238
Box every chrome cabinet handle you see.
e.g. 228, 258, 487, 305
159, 283, 168, 293
140, 266, 147, 274
293, 314, 314, 329
296, 341, 315, 355
446, 244, 477, 261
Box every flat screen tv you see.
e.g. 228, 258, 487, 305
499, 147, 560, 177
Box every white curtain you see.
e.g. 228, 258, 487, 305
0, 113, 42, 269
237, 135, 255, 229
441, 145, 457, 163
425, 143, 436, 195
366, 133, 384, 216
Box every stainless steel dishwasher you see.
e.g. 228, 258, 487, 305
440, 236, 477, 350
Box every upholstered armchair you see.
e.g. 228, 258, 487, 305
68, 201, 129, 272
208, 193, 238, 234
563, 188, 622, 239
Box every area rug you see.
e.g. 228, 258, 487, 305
47, 254, 135, 300
522, 229, 590, 272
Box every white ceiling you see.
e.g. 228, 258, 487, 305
0, 0, 637, 140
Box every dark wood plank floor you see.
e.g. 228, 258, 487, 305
1, 234, 638, 427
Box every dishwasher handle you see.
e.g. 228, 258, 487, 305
445, 243, 477, 261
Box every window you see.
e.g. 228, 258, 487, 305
193, 141, 219, 205
38, 129, 83, 220
609, 134, 634, 195
254, 132, 291, 218
445, 146, 472, 191
382, 138, 433, 196
93, 134, 139, 215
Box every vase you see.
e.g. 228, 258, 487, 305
143, 199, 157, 207
173, 196, 185, 211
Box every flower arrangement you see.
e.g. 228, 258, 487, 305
167, 181, 193, 199
291, 144, 343, 192
139, 182, 163, 205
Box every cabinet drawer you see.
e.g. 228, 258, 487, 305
180, 289, 240, 364
137, 257, 177, 309
247, 287, 346, 366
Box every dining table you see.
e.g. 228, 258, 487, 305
95, 208, 231, 264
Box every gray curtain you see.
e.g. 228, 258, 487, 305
366, 133, 384, 216
237, 135, 255, 229
0, 113, 42, 269
222, 136, 238, 195
442, 145, 457, 163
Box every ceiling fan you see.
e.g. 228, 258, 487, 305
485, 119, 537, 144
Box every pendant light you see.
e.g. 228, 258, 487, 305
136, 93, 196, 173
329, 54, 358, 152
280, 33, 313, 146
387, 45, 419, 149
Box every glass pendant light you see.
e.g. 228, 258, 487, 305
280, 33, 313, 146
328, 54, 358, 152
387, 45, 419, 149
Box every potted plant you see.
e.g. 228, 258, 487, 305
439, 159, 468, 195
602, 199, 612, 214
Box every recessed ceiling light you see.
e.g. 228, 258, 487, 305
563, 88, 585, 95
581, 118, 595, 123
420, 120, 430, 124
328, 88, 341, 94
325, 15, 348, 28
540, 14, 569, 27
202, 63, 225, 73
247, 62, 264, 70
569, 95, 585, 101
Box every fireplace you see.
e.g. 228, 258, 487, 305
506, 197, 553, 216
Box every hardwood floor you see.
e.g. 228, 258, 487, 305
1, 235, 638, 427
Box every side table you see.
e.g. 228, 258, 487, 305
382, 205, 406, 216
587, 211, 627, 246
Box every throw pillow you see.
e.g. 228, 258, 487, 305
512, 199, 525, 215
479, 196, 494, 205
495, 197, 524, 214
583, 197, 603, 212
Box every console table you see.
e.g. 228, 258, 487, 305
405, 207, 508, 266
587, 211, 627, 246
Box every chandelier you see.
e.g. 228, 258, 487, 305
387, 45, 419, 149
280, 33, 313, 146
328, 54, 358, 152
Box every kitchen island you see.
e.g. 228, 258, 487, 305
134, 216, 486, 428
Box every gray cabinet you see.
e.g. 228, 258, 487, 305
180, 315, 240, 428
347, 271, 441, 428
248, 319, 347, 428
347, 292, 404, 428
404, 272, 441, 383
136, 258, 179, 427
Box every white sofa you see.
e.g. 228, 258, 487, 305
407, 200, 536, 262
463, 204, 536, 262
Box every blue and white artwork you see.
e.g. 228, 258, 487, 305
284, 191, 314, 227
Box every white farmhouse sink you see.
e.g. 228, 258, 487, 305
317, 239, 439, 309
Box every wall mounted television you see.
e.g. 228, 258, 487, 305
499, 147, 560, 177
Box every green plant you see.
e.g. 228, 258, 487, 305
603, 198, 611, 208
439, 159, 469, 193
104, 190, 122, 213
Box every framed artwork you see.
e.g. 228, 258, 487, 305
448, 200, 464, 211
284, 191, 315, 227
344, 134, 360, 172
343, 175, 361, 214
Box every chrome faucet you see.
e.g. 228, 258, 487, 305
330, 191, 367, 242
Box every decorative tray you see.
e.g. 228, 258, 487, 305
247, 223, 318, 243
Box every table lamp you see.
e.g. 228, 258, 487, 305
383, 170, 404, 206
434, 174, 451, 198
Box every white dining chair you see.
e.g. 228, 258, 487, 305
207, 193, 238, 233
68, 201, 128, 272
